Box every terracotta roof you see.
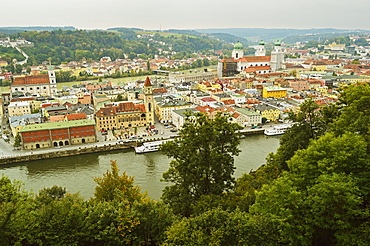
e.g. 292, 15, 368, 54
244, 66, 271, 73
144, 77, 152, 87
238, 56, 271, 63
97, 102, 146, 117
12, 74, 49, 85
195, 106, 215, 113
223, 99, 235, 105
10, 97, 34, 102
200, 97, 217, 102
66, 113, 87, 121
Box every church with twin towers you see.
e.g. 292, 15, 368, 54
217, 40, 285, 78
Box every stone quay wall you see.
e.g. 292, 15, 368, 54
0, 143, 135, 165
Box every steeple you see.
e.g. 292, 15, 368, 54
143, 77, 154, 125
232, 41, 244, 59
144, 76, 152, 87
255, 40, 266, 56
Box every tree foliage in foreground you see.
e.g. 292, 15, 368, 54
161, 113, 242, 216
247, 83, 370, 245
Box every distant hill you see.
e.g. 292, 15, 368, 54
165, 29, 250, 46
0, 26, 76, 35
195, 28, 370, 43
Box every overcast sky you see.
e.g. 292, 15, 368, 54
2, 0, 369, 31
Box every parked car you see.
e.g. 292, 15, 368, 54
170, 129, 178, 132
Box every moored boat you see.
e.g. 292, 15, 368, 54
134, 139, 173, 154
264, 124, 292, 136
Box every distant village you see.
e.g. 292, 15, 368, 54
1, 36, 370, 151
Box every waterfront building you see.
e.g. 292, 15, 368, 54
20, 119, 97, 150
254, 104, 281, 121
95, 77, 155, 130
172, 108, 199, 129
154, 96, 193, 123
235, 108, 262, 126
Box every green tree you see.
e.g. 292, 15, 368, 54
55, 70, 76, 82
161, 113, 242, 216
163, 208, 278, 246
202, 58, 209, 66
36, 185, 66, 204
0, 175, 36, 244
28, 193, 86, 245
93, 160, 147, 204
251, 132, 370, 245
129, 201, 178, 245
13, 133, 21, 149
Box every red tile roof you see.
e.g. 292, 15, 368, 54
12, 74, 49, 85
144, 77, 152, 86
66, 113, 87, 121
238, 56, 271, 63
244, 66, 271, 73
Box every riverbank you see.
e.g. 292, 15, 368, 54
0, 127, 265, 165
0, 134, 281, 200
0, 142, 135, 165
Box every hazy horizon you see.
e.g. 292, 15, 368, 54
1, 0, 370, 31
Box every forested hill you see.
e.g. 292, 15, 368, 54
0, 26, 75, 35
195, 27, 370, 42
7, 29, 231, 65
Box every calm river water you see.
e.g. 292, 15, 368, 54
0, 134, 280, 200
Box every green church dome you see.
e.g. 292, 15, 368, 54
234, 41, 243, 50
275, 40, 281, 46
259, 40, 265, 45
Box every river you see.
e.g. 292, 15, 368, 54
0, 134, 280, 200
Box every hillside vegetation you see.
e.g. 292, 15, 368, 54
4, 29, 230, 65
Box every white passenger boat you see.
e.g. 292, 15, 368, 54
264, 124, 292, 136
134, 139, 173, 154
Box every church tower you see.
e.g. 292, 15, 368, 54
255, 40, 266, 56
270, 40, 284, 72
232, 41, 244, 59
48, 67, 57, 96
143, 77, 155, 125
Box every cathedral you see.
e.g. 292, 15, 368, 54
217, 41, 284, 77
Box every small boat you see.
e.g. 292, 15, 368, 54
134, 139, 173, 154
264, 124, 292, 136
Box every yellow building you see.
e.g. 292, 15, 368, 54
262, 86, 287, 98
95, 77, 155, 131
197, 81, 221, 93
316, 86, 328, 95
254, 104, 281, 121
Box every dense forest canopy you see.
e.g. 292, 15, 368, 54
2, 29, 231, 66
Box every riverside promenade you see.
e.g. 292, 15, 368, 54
0, 122, 267, 165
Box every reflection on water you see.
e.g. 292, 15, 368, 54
0, 135, 280, 200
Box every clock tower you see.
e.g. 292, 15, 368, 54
143, 77, 155, 125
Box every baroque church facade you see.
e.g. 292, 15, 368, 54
11, 68, 57, 97
218, 41, 285, 77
